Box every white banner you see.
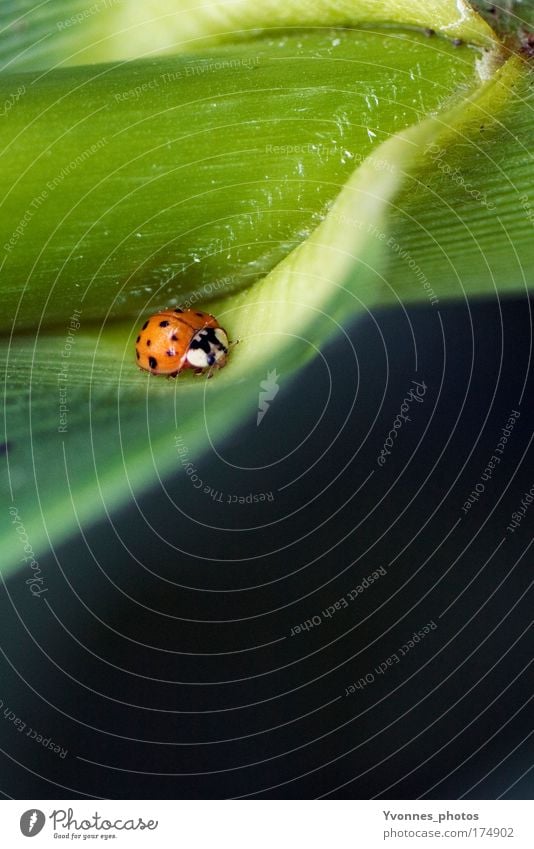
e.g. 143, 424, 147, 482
1, 800, 533, 848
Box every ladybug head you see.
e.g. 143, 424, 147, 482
186, 327, 228, 369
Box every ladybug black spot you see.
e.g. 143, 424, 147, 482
136, 350, 140, 360
142, 321, 149, 330
196, 312, 204, 317
148, 356, 157, 369
136, 336, 140, 343
159, 320, 170, 327
171, 334, 179, 341
146, 339, 151, 346
190, 332, 212, 354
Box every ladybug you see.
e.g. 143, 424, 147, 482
135, 308, 229, 376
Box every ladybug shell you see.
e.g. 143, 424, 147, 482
135, 309, 225, 375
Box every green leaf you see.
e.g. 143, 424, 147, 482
385, 56, 534, 303
0, 0, 122, 73
0, 0, 497, 72
4, 1, 530, 578
0, 29, 483, 330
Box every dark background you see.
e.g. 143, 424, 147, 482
1, 294, 533, 799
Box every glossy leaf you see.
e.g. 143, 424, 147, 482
3, 2, 531, 578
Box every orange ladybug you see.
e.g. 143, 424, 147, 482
135, 308, 229, 376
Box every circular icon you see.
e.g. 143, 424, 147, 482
20, 810, 45, 837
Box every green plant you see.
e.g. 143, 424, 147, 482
2, 0, 533, 576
